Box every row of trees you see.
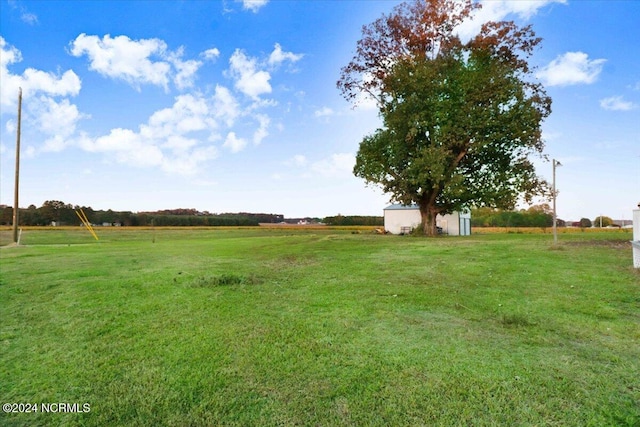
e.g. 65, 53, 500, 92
0, 201, 284, 227
323, 215, 384, 226
471, 206, 553, 228
471, 205, 617, 228
0, 201, 620, 228
577, 216, 615, 228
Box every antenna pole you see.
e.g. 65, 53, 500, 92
12, 88, 22, 244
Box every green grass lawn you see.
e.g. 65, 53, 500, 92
1, 228, 638, 426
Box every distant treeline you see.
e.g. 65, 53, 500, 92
2, 201, 569, 229
471, 206, 554, 228
323, 215, 383, 226
0, 202, 389, 227
0, 201, 284, 227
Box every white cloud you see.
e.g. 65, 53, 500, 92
478, 0, 566, 21
167, 47, 202, 90
31, 96, 89, 152
83, 127, 165, 167
0, 38, 85, 153
143, 94, 211, 141
79, 84, 268, 169
275, 154, 310, 181
228, 49, 272, 99
212, 85, 240, 127
0, 36, 21, 67
1, 37, 81, 108
77, 93, 224, 174
314, 107, 334, 118
70, 34, 172, 90
7, 0, 39, 25
239, 0, 268, 13
252, 114, 270, 145
289, 155, 307, 167
70, 34, 203, 91
1, 37, 286, 178
311, 153, 355, 178
202, 47, 221, 61
42, 135, 71, 152
162, 135, 199, 152
223, 132, 247, 153
599, 96, 637, 111
456, 0, 566, 41
34, 96, 86, 138
226, 45, 302, 100
536, 52, 606, 87
24, 145, 36, 158
5, 119, 16, 134
21, 68, 82, 97
162, 146, 219, 175
81, 125, 220, 175
21, 12, 38, 25
268, 43, 303, 67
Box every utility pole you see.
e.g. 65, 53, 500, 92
552, 159, 561, 245
12, 88, 22, 244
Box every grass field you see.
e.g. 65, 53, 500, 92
1, 227, 638, 426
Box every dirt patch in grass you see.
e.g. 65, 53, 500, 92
500, 313, 538, 328
191, 273, 262, 287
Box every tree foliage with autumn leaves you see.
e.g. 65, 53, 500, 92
339, 0, 551, 235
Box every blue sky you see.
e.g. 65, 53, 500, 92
1, 0, 638, 221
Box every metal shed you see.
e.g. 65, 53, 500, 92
383, 204, 471, 236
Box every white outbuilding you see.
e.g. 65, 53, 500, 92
383, 204, 471, 236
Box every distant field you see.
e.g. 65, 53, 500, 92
0, 225, 378, 247
1, 228, 638, 426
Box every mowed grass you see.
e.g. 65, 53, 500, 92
0, 228, 638, 426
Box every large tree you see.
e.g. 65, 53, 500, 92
338, 0, 551, 235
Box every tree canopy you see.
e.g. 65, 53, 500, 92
593, 216, 613, 228
338, 0, 551, 235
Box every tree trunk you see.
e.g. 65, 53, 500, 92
419, 203, 439, 236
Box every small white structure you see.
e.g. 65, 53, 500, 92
633, 208, 640, 269
383, 204, 471, 236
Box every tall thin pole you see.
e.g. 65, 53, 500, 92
552, 159, 561, 245
12, 88, 22, 244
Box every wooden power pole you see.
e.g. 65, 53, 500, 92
12, 88, 22, 244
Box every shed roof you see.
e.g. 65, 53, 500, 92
383, 204, 471, 218
383, 204, 419, 211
